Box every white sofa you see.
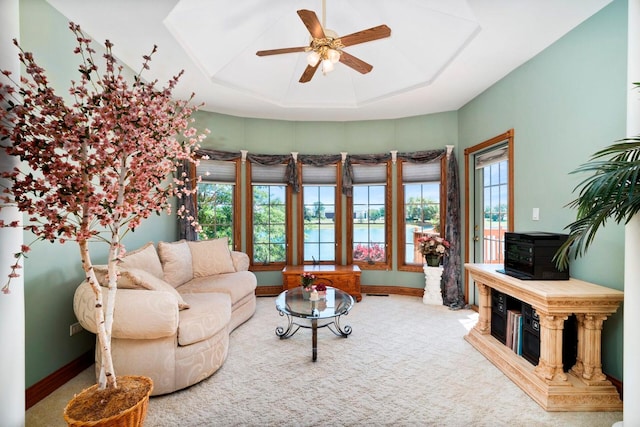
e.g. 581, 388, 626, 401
73, 238, 257, 395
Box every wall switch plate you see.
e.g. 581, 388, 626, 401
532, 208, 540, 221
69, 322, 83, 336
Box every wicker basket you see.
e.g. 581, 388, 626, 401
63, 376, 153, 427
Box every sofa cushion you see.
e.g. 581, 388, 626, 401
231, 251, 250, 272
188, 238, 236, 277
122, 268, 190, 310
177, 271, 257, 306
119, 242, 164, 279
158, 240, 193, 288
177, 292, 231, 346
74, 282, 179, 339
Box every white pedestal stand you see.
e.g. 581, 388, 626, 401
423, 265, 443, 305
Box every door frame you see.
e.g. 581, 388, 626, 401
463, 129, 514, 305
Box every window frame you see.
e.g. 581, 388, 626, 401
194, 158, 241, 251
246, 161, 293, 271
296, 162, 342, 265
397, 157, 447, 272
346, 160, 392, 271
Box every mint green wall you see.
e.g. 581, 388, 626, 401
458, 0, 627, 380
193, 111, 459, 287
18, 0, 627, 386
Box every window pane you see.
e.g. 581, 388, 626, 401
482, 160, 509, 263
196, 183, 234, 247
252, 184, 287, 264
352, 184, 386, 262
404, 181, 440, 264
303, 185, 336, 262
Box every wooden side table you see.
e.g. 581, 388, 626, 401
282, 265, 362, 302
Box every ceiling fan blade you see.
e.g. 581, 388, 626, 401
297, 9, 325, 39
339, 51, 373, 74
339, 25, 391, 47
256, 47, 307, 56
299, 62, 320, 83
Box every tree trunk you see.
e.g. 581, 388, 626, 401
79, 239, 117, 390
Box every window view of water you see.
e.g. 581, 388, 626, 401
303, 224, 434, 261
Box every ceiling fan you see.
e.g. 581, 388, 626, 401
256, 6, 391, 83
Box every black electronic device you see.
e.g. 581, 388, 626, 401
500, 232, 569, 280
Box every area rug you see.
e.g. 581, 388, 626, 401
26, 295, 623, 426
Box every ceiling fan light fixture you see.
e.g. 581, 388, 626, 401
321, 58, 334, 75
327, 48, 340, 64
307, 51, 321, 67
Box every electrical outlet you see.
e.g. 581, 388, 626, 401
69, 322, 83, 336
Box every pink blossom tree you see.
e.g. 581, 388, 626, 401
0, 23, 206, 391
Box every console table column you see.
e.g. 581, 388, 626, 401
535, 312, 570, 383
474, 282, 491, 334
571, 313, 608, 384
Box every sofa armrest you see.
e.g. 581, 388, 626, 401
231, 251, 250, 271
73, 281, 179, 340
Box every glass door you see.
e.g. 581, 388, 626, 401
474, 146, 509, 264
464, 130, 514, 306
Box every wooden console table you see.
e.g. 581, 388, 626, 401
464, 263, 623, 411
282, 265, 362, 302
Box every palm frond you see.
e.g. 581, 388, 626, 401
555, 137, 640, 270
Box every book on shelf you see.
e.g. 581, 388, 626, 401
506, 309, 523, 355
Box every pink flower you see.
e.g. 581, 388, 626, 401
0, 21, 205, 325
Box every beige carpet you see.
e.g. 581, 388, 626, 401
26, 295, 623, 426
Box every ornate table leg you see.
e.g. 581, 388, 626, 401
312, 318, 318, 362
577, 313, 609, 384
275, 311, 299, 338
474, 283, 491, 334
534, 312, 570, 383
570, 314, 586, 377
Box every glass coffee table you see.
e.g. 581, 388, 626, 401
275, 286, 354, 362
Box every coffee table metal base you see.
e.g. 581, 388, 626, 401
276, 312, 352, 362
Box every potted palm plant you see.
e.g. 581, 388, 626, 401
0, 23, 205, 425
554, 82, 640, 269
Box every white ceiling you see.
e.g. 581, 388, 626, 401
46, 0, 612, 122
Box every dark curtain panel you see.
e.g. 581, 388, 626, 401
245, 153, 292, 166
196, 149, 242, 161
342, 153, 392, 197
396, 149, 445, 163
296, 154, 343, 193
177, 160, 198, 241
297, 154, 343, 166
245, 153, 296, 190
442, 149, 464, 308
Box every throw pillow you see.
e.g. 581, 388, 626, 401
92, 265, 137, 289
124, 268, 190, 310
188, 237, 236, 277
118, 242, 164, 279
158, 240, 193, 288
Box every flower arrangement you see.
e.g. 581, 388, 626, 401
301, 272, 317, 290
418, 235, 451, 258
0, 23, 206, 392
314, 283, 327, 292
